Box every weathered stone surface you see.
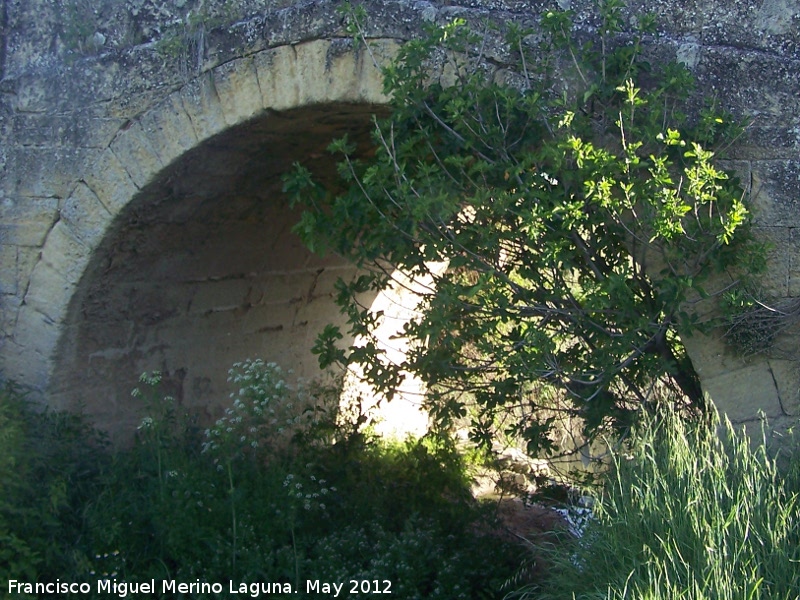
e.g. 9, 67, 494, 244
22, 223, 87, 321
295, 40, 358, 104
750, 161, 800, 228
254, 45, 301, 111
701, 0, 800, 58
736, 126, 800, 161
213, 55, 265, 126
702, 362, 784, 422
10, 307, 60, 389
750, 226, 794, 297
0, 245, 17, 298
768, 358, 800, 416
696, 48, 800, 126
84, 148, 140, 214
12, 112, 123, 149
109, 120, 164, 190
12, 146, 90, 200
59, 183, 113, 248
0, 196, 59, 246
139, 92, 200, 168
0, 294, 20, 343
178, 73, 228, 142
0, 246, 39, 301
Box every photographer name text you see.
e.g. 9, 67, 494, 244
8, 578, 393, 597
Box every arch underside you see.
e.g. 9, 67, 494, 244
50, 104, 382, 434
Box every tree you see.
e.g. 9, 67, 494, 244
283, 1, 761, 457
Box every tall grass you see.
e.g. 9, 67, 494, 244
530, 409, 800, 600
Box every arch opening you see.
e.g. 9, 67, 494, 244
49, 104, 387, 436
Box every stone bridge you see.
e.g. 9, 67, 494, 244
0, 0, 799, 437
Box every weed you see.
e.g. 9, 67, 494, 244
523, 408, 800, 600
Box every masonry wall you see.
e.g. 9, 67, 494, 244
0, 0, 798, 436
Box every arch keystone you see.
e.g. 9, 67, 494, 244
293, 40, 343, 104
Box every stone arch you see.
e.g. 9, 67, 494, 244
6, 18, 798, 439
15, 38, 407, 434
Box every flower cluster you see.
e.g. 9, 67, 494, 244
131, 371, 177, 441
88, 550, 124, 579
131, 371, 162, 398
282, 471, 336, 512
202, 359, 306, 461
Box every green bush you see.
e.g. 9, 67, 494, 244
0, 365, 528, 599
49, 363, 525, 598
0, 383, 107, 591
527, 409, 800, 600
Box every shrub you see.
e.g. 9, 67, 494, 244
0, 383, 107, 591
75, 363, 525, 598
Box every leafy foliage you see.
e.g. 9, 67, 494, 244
87, 369, 525, 597
0, 384, 107, 591
0, 366, 524, 598
283, 1, 761, 457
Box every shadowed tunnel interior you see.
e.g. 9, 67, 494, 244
49, 103, 383, 435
